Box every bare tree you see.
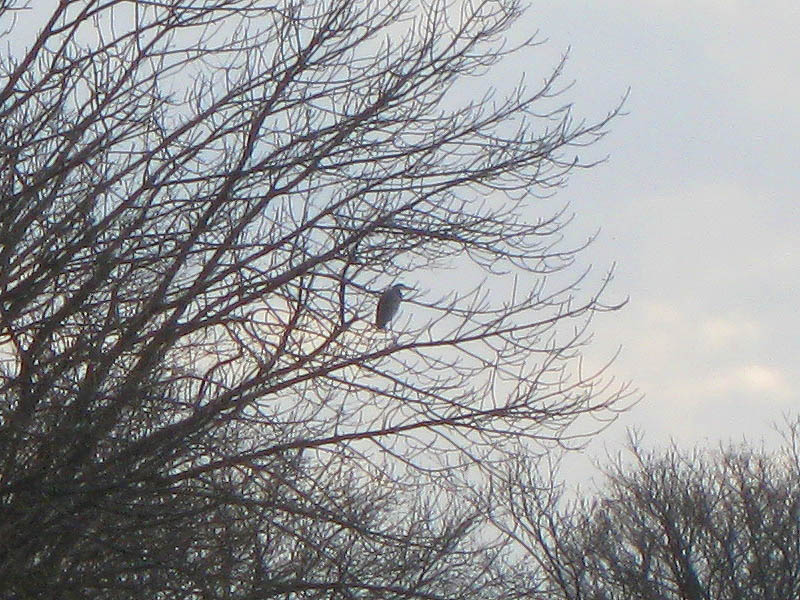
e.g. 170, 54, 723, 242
507, 424, 800, 600
0, 0, 629, 597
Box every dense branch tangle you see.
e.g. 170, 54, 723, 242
0, 0, 628, 597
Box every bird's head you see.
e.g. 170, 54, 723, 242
392, 283, 414, 297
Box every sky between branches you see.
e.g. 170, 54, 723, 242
9, 0, 799, 476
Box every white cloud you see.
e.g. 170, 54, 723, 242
703, 363, 790, 397
739, 364, 787, 393
699, 315, 760, 351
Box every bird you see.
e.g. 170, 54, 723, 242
375, 283, 413, 330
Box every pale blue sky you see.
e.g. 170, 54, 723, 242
519, 1, 800, 460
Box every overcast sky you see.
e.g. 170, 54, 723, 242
510, 1, 800, 466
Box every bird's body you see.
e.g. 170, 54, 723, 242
376, 284, 411, 329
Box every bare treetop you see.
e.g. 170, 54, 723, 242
0, 0, 631, 596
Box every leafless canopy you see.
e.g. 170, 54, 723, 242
511, 426, 800, 600
0, 0, 630, 596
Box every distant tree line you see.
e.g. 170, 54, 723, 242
502, 422, 800, 600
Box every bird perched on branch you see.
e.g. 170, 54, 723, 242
376, 283, 413, 330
